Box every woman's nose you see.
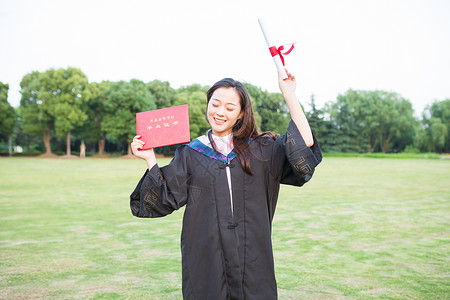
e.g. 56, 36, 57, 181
216, 106, 225, 115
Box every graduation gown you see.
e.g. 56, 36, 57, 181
130, 120, 322, 300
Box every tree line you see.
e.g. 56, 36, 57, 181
0, 67, 449, 156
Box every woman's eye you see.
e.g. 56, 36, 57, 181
212, 104, 219, 108
226, 108, 234, 112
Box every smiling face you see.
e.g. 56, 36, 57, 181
206, 87, 243, 137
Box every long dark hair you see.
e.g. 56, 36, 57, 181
206, 78, 276, 175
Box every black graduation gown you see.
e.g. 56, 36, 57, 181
130, 120, 322, 300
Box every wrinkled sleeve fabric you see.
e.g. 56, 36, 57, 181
271, 120, 322, 186
130, 146, 190, 218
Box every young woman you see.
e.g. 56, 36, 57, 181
130, 69, 322, 300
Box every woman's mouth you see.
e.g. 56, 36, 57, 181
214, 117, 226, 125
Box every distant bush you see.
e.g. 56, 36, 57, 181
404, 145, 420, 154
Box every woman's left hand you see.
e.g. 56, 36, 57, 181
278, 68, 296, 96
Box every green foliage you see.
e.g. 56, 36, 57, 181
12, 108, 43, 153
38, 67, 89, 137
177, 83, 208, 94
429, 99, 450, 131
430, 118, 448, 152
77, 81, 112, 143
173, 85, 209, 139
243, 82, 288, 134
327, 96, 368, 153
241, 83, 262, 129
0, 82, 16, 140
403, 145, 420, 154
260, 93, 290, 134
18, 67, 90, 155
305, 94, 327, 147
418, 99, 450, 153
19, 71, 52, 137
14, 67, 449, 155
102, 79, 156, 142
147, 80, 176, 109
329, 89, 416, 153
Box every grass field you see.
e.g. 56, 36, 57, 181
0, 157, 449, 299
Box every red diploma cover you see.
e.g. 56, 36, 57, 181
136, 104, 190, 149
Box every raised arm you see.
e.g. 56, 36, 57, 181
278, 69, 314, 147
131, 135, 157, 169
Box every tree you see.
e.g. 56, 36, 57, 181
0, 82, 16, 156
418, 99, 450, 153
243, 83, 287, 134
20, 71, 56, 156
388, 98, 417, 152
427, 99, 450, 152
13, 107, 43, 154
331, 89, 416, 153
102, 79, 156, 156
306, 94, 327, 149
0, 82, 15, 137
147, 80, 176, 109
413, 124, 429, 152
359, 91, 415, 153
173, 85, 210, 139
260, 93, 290, 134
328, 94, 368, 153
429, 118, 448, 152
38, 67, 89, 157
242, 83, 264, 129
79, 81, 112, 157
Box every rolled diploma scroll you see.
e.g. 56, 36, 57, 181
258, 18, 288, 79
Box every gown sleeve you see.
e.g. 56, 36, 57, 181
130, 146, 191, 218
271, 120, 322, 186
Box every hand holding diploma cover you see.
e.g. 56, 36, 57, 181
136, 104, 190, 150
258, 18, 295, 79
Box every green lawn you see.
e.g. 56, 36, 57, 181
0, 157, 449, 299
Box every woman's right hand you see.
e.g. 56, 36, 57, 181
278, 68, 296, 97
131, 135, 157, 164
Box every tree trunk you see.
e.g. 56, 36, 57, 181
379, 127, 393, 153
43, 127, 52, 154
381, 140, 389, 153
366, 132, 377, 153
98, 136, 105, 156
370, 143, 377, 153
381, 135, 393, 153
92, 136, 109, 158
8, 136, 12, 157
119, 142, 135, 158
66, 131, 71, 156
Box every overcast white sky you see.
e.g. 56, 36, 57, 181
1, 0, 449, 116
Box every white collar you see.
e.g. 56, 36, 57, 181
211, 132, 233, 143
197, 132, 234, 155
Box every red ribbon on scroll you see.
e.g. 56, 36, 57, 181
268, 43, 295, 66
